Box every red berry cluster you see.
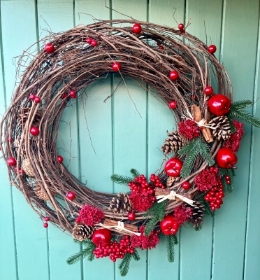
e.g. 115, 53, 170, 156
204, 182, 225, 211
29, 94, 41, 103
86, 37, 98, 47
128, 175, 155, 195
43, 216, 50, 228
149, 174, 165, 188
93, 236, 134, 262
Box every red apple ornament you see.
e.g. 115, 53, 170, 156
160, 215, 179, 235
164, 158, 183, 177
132, 23, 142, 34
216, 147, 238, 168
92, 228, 112, 246
208, 94, 231, 116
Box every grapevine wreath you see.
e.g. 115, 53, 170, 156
1, 19, 260, 276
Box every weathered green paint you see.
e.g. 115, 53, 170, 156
0, 0, 260, 279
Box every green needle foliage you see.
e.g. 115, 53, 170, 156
166, 235, 178, 262
130, 168, 140, 178
144, 201, 167, 236
178, 137, 215, 178
219, 167, 235, 192
229, 100, 260, 127
132, 249, 140, 261
111, 174, 133, 185
67, 240, 95, 265
119, 253, 134, 276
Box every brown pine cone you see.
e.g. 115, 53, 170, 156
34, 185, 55, 201
190, 201, 205, 228
108, 193, 132, 213
208, 116, 231, 141
161, 131, 186, 154
166, 176, 180, 187
22, 158, 35, 177
72, 223, 94, 241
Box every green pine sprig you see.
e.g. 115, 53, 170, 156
144, 201, 167, 236
67, 240, 95, 265
166, 235, 178, 262
228, 100, 260, 127
111, 174, 133, 185
130, 168, 140, 178
118, 252, 137, 276
132, 249, 140, 261
178, 137, 215, 178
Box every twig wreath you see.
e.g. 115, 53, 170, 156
1, 19, 259, 275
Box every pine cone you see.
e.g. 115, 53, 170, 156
190, 201, 205, 227
72, 223, 94, 241
34, 185, 55, 201
22, 158, 35, 177
166, 176, 180, 187
108, 193, 132, 213
161, 131, 186, 154
18, 108, 42, 128
208, 116, 231, 141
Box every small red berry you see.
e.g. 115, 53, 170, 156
204, 86, 214, 96
86, 38, 92, 44
91, 39, 98, 47
34, 96, 41, 103
168, 100, 177, 109
225, 175, 231, 180
181, 181, 191, 190
29, 94, 35, 100
60, 93, 68, 100
45, 43, 55, 53
132, 23, 142, 34
44, 217, 50, 222
7, 157, 16, 166
57, 155, 63, 163
169, 70, 179, 81
66, 191, 76, 201
70, 90, 77, 99
112, 62, 121, 72
159, 45, 164, 50
30, 126, 40, 136
178, 23, 185, 31
43, 222, 48, 228
208, 45, 217, 54
19, 169, 24, 175
127, 212, 136, 221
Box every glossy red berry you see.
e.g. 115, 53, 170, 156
30, 126, 40, 136
70, 90, 77, 99
208, 45, 217, 54
208, 94, 231, 116
29, 94, 35, 100
43, 222, 48, 228
132, 23, 142, 34
178, 23, 185, 31
91, 39, 98, 47
216, 147, 237, 168
7, 157, 16, 166
164, 158, 183, 177
127, 212, 136, 221
204, 86, 214, 96
66, 191, 76, 201
45, 43, 55, 53
44, 217, 50, 222
60, 93, 68, 100
86, 38, 92, 44
57, 155, 64, 163
168, 100, 177, 109
181, 181, 191, 190
169, 70, 179, 81
225, 175, 231, 181
112, 62, 121, 72
34, 96, 41, 104
159, 45, 164, 50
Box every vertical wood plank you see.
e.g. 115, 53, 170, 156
212, 1, 259, 280
1, 1, 49, 280
148, 1, 185, 280
75, 1, 114, 279
37, 1, 83, 280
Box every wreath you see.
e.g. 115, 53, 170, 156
1, 20, 259, 276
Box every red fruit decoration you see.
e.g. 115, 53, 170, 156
208, 94, 231, 116
181, 181, 191, 190
30, 126, 39, 136
34, 96, 41, 103
208, 44, 217, 54
92, 228, 112, 246
178, 23, 185, 31
204, 86, 214, 96
69, 90, 77, 99
45, 43, 55, 53
160, 215, 179, 235
168, 100, 177, 109
127, 212, 136, 221
169, 70, 179, 81
29, 94, 35, 100
66, 191, 76, 201
57, 155, 63, 163
86, 38, 92, 44
7, 157, 16, 166
164, 158, 183, 177
112, 62, 121, 72
91, 39, 98, 47
132, 23, 142, 34
216, 147, 238, 168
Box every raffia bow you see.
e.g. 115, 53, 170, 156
156, 190, 194, 206
99, 219, 141, 236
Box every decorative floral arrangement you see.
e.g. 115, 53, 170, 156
0, 20, 259, 276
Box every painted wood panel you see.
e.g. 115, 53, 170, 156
0, 0, 260, 280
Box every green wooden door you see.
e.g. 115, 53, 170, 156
0, 0, 260, 279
